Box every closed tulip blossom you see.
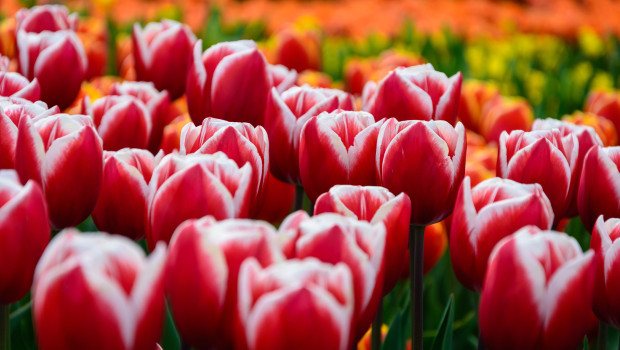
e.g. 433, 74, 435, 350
92, 149, 157, 240
299, 110, 384, 202
450, 177, 554, 292
479, 96, 533, 144
147, 152, 253, 249
88, 95, 152, 151
15, 5, 77, 33
32, 230, 167, 350
180, 117, 269, 216
532, 118, 603, 217
270, 64, 298, 93
584, 89, 620, 136
0, 170, 49, 304
15, 114, 103, 229
362, 63, 462, 125
165, 217, 284, 349
578, 146, 620, 231
479, 226, 595, 350
264, 85, 354, 185
563, 111, 618, 147
132, 19, 196, 100
457, 80, 499, 133
186, 40, 272, 126
590, 216, 620, 327
0, 97, 58, 169
0, 70, 40, 101
314, 185, 411, 294
17, 30, 87, 110
237, 258, 355, 350
498, 129, 578, 223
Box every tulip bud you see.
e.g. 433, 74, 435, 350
578, 146, 620, 231
253, 171, 295, 224
479, 227, 595, 350
77, 18, 108, 80
186, 40, 272, 126
15, 114, 103, 229
584, 89, 620, 136
362, 64, 462, 125
17, 30, 87, 110
180, 117, 269, 216
165, 217, 284, 349
147, 152, 253, 249
238, 258, 355, 350
299, 110, 383, 202
15, 5, 77, 33
533, 118, 603, 217
0, 170, 49, 304
276, 210, 310, 259
264, 85, 354, 184
0, 70, 40, 101
479, 96, 533, 144
33, 230, 167, 350
132, 20, 196, 100
563, 111, 618, 147
376, 119, 466, 225
314, 185, 411, 294
590, 216, 620, 327
498, 129, 578, 223
450, 177, 554, 291
457, 80, 499, 133
273, 27, 321, 73
92, 149, 157, 240
89, 95, 152, 151
465, 144, 497, 187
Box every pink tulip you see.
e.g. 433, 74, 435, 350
591, 216, 620, 327
16, 5, 77, 33
0, 70, 40, 101
270, 64, 298, 93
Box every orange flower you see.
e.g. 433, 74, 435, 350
584, 89, 620, 139
0, 18, 16, 59
466, 145, 498, 187
160, 113, 191, 154
458, 80, 500, 133
77, 18, 108, 80
297, 70, 334, 88
562, 111, 618, 146
400, 220, 448, 278
479, 96, 533, 144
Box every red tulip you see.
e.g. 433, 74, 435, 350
362, 64, 462, 125
498, 129, 578, 223
532, 118, 603, 217
376, 119, 466, 225
165, 217, 284, 349
277, 210, 310, 259
578, 146, 620, 231
584, 89, 620, 136
299, 111, 383, 202
88, 95, 152, 151
264, 85, 354, 184
0, 97, 58, 169
15, 114, 103, 229
17, 30, 87, 110
237, 258, 354, 350
253, 171, 295, 224
109, 81, 171, 153
33, 229, 167, 350
147, 152, 253, 249
450, 177, 554, 292
270, 64, 298, 94
479, 226, 595, 350
590, 216, 620, 327
0, 70, 40, 101
0, 170, 49, 304
282, 213, 386, 342
132, 20, 196, 100
186, 40, 272, 126
92, 149, 157, 240
272, 27, 321, 73
15, 5, 77, 33
180, 117, 269, 216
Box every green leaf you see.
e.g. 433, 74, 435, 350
382, 291, 410, 350
431, 295, 454, 350
160, 302, 180, 350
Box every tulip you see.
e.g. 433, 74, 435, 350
15, 114, 103, 229
88, 95, 152, 151
164, 217, 283, 349
132, 19, 196, 100
578, 146, 620, 231
498, 129, 578, 223
299, 110, 383, 202
314, 185, 411, 294
0, 170, 49, 304
253, 171, 295, 224
297, 70, 333, 89
457, 80, 499, 133
264, 85, 354, 185
92, 149, 157, 240
186, 40, 272, 126
479, 96, 533, 144
584, 89, 620, 136
465, 144, 497, 187
0, 70, 40, 101
399, 221, 448, 277
17, 30, 87, 110
450, 177, 554, 292
180, 117, 269, 216
147, 152, 253, 249
281, 213, 386, 342
237, 258, 355, 350
273, 27, 321, 73
0, 97, 58, 169
109, 81, 171, 153
270, 64, 298, 94
563, 111, 617, 146
77, 18, 108, 80
33, 229, 167, 350
362, 64, 462, 125
15, 5, 77, 33
479, 226, 595, 350
532, 118, 603, 217
160, 113, 191, 154
277, 210, 310, 259
590, 216, 620, 328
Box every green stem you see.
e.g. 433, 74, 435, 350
597, 321, 607, 350
294, 185, 304, 212
0, 304, 9, 350
478, 328, 485, 350
372, 297, 383, 350
410, 225, 425, 350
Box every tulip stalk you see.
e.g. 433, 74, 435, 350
372, 298, 383, 350
0, 304, 9, 350
295, 185, 304, 212
597, 321, 607, 350
410, 225, 425, 350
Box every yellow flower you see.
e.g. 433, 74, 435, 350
590, 71, 614, 90
578, 26, 604, 58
